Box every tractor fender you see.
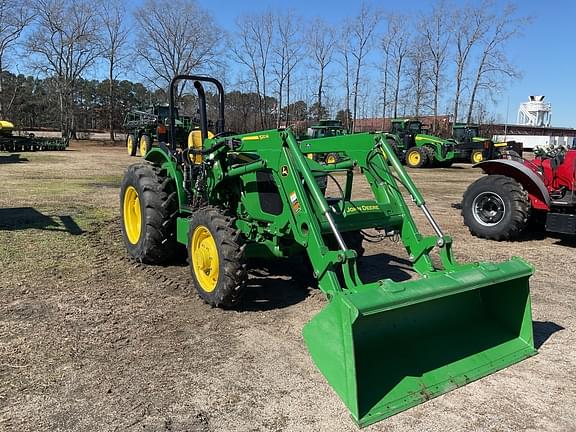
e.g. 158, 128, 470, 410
474, 159, 550, 210
145, 147, 187, 209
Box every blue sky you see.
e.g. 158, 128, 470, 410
192, 0, 574, 127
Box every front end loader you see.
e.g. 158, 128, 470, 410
119, 75, 537, 427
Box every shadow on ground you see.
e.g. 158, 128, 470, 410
0, 153, 28, 164
239, 252, 414, 312
359, 252, 413, 283
0, 207, 83, 235
533, 320, 564, 349
240, 260, 311, 312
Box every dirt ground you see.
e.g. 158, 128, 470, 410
0, 141, 574, 432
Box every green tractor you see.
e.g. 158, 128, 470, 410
122, 104, 196, 157
451, 123, 493, 164
120, 75, 536, 427
389, 118, 455, 168
303, 119, 347, 164
451, 124, 524, 163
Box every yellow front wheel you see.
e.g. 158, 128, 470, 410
325, 153, 340, 164
471, 150, 484, 164
188, 207, 246, 308
123, 186, 141, 244
191, 226, 220, 293
405, 148, 427, 168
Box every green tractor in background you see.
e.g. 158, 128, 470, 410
451, 123, 491, 164
450, 123, 524, 163
303, 119, 347, 164
388, 119, 455, 168
119, 75, 536, 427
123, 104, 196, 157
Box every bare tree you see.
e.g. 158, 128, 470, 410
307, 17, 335, 121
98, 0, 128, 140
0, 0, 34, 117
420, 0, 450, 132
388, 15, 409, 119
28, 0, 101, 134
232, 12, 274, 129
465, 3, 526, 124
406, 36, 430, 117
272, 11, 301, 128
451, 3, 486, 123
348, 2, 381, 131
134, 0, 223, 94
337, 27, 352, 131
379, 29, 393, 129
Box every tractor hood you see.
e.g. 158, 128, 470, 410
415, 134, 449, 145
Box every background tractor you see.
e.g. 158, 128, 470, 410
122, 104, 196, 157
450, 123, 524, 164
302, 119, 347, 164
388, 118, 455, 168
462, 146, 576, 240
120, 75, 536, 427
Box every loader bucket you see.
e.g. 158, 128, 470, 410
303, 258, 536, 428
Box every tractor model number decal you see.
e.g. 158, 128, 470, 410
242, 134, 269, 141
289, 192, 301, 213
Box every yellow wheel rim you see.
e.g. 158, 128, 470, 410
127, 136, 134, 155
408, 151, 420, 166
326, 155, 337, 164
473, 151, 483, 163
191, 225, 219, 293
139, 136, 147, 156
123, 186, 141, 244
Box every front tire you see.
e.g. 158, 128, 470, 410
462, 174, 531, 240
471, 150, 484, 164
120, 163, 178, 263
189, 207, 247, 308
325, 152, 340, 164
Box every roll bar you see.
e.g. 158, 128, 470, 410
168, 75, 225, 151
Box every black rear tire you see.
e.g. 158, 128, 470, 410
188, 207, 247, 308
120, 163, 178, 263
423, 146, 437, 167
462, 174, 531, 240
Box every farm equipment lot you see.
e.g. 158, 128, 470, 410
1, 142, 574, 431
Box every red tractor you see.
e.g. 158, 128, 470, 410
462, 147, 576, 240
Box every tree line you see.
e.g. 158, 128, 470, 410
0, 0, 528, 138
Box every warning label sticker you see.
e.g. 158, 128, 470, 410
289, 192, 300, 213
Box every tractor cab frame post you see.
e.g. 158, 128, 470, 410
168, 74, 226, 152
